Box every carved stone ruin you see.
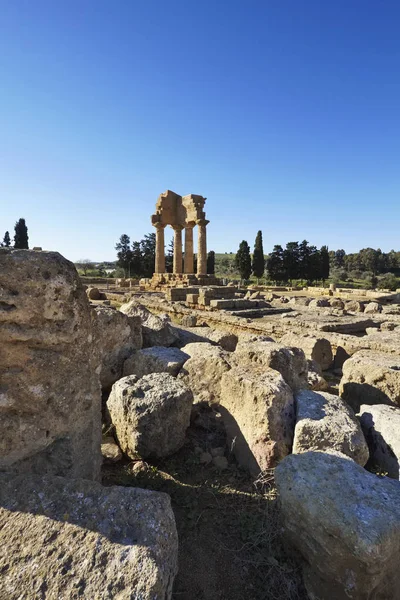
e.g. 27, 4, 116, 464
151, 190, 210, 276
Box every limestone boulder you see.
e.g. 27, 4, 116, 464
172, 325, 238, 351
123, 346, 189, 378
120, 300, 178, 347
308, 298, 330, 309
0, 474, 178, 600
220, 367, 295, 474
359, 330, 400, 354
233, 339, 308, 392
293, 390, 369, 465
86, 286, 102, 300
107, 373, 193, 459
329, 297, 345, 309
94, 305, 142, 390
344, 300, 365, 313
364, 301, 382, 314
101, 436, 123, 463
358, 404, 400, 479
280, 332, 333, 370
340, 350, 400, 412
288, 296, 312, 307
0, 249, 101, 480
307, 359, 329, 391
275, 451, 400, 600
179, 342, 231, 404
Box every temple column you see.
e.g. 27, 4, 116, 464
184, 226, 194, 273
154, 223, 165, 273
196, 219, 209, 276
173, 226, 183, 274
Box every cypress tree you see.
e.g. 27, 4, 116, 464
320, 245, 330, 283
2, 231, 11, 247
115, 234, 132, 277
207, 250, 215, 275
14, 218, 29, 249
235, 240, 252, 282
252, 230, 265, 283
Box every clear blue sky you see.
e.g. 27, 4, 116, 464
1, 0, 399, 262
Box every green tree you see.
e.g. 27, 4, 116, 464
320, 245, 330, 283
2, 231, 11, 247
334, 249, 346, 268
14, 218, 29, 249
298, 240, 311, 282
165, 239, 174, 273
283, 242, 300, 283
131, 241, 143, 276
252, 230, 265, 283
267, 245, 285, 283
140, 233, 156, 278
235, 240, 252, 282
207, 250, 215, 275
115, 234, 132, 277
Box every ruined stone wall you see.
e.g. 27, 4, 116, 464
0, 249, 102, 479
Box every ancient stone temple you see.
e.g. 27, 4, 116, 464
150, 190, 219, 287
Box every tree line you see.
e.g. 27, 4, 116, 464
234, 233, 330, 284
1, 218, 29, 249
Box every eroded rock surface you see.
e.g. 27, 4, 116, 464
358, 404, 400, 479
276, 451, 400, 600
179, 342, 231, 404
280, 333, 333, 370
120, 300, 177, 347
293, 390, 369, 465
340, 350, 400, 411
107, 373, 193, 459
94, 305, 142, 389
233, 339, 308, 392
220, 367, 295, 474
0, 249, 101, 480
123, 346, 189, 378
0, 474, 178, 600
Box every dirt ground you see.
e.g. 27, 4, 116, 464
102, 403, 307, 600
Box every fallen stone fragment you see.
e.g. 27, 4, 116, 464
101, 436, 123, 463
172, 325, 238, 351
233, 339, 308, 392
0, 249, 101, 480
293, 390, 369, 465
94, 304, 142, 390
123, 346, 189, 378
364, 301, 382, 314
220, 366, 295, 474
358, 404, 400, 479
280, 333, 333, 370
340, 350, 400, 411
179, 342, 231, 404
275, 451, 400, 600
307, 359, 329, 391
120, 300, 178, 347
107, 373, 193, 459
0, 474, 178, 600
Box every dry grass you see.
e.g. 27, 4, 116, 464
102, 403, 307, 600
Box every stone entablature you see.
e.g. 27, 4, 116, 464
151, 190, 209, 276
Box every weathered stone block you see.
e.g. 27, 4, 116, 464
94, 305, 142, 390
293, 390, 368, 465
0, 249, 101, 480
0, 474, 178, 600
123, 346, 189, 378
276, 451, 400, 600
340, 350, 400, 411
107, 373, 193, 459
220, 367, 295, 474
358, 404, 400, 479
